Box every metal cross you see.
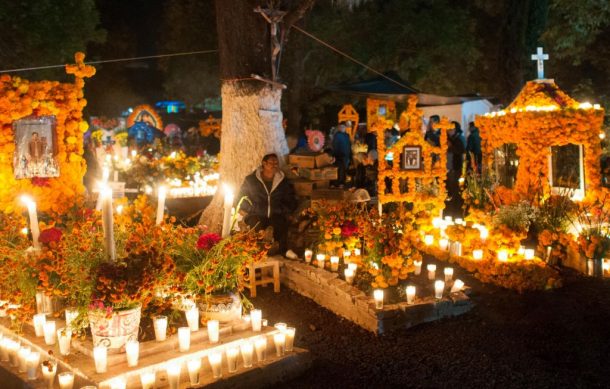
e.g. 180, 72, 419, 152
531, 47, 549, 79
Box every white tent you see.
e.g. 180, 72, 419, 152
419, 96, 495, 134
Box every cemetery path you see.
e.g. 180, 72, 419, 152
256, 270, 610, 388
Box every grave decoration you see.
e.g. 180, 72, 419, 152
337, 104, 359, 141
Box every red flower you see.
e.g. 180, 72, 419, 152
197, 233, 221, 250
39, 227, 62, 244
31, 177, 50, 187
341, 221, 358, 238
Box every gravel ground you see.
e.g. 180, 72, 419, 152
253, 270, 610, 389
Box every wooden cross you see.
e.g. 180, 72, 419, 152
255, 4, 287, 81
531, 47, 549, 79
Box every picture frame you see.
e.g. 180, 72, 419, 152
13, 115, 60, 179
402, 145, 422, 170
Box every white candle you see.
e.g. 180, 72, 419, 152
444, 267, 454, 282
41, 361, 57, 388
254, 336, 267, 362
0, 338, 9, 362
451, 279, 465, 293
156, 185, 166, 225
241, 340, 254, 368
434, 280, 445, 299
166, 361, 181, 389
57, 328, 71, 356
18, 346, 31, 373
427, 264, 436, 280
178, 327, 190, 352
221, 187, 234, 238
140, 370, 156, 389
33, 313, 46, 337
472, 249, 483, 260
226, 346, 239, 373
43, 320, 56, 345
344, 268, 355, 284
21, 195, 40, 249
187, 357, 201, 385
100, 186, 116, 261
348, 262, 358, 272
109, 377, 127, 389
316, 254, 325, 269
406, 285, 416, 305
26, 351, 40, 380
7, 340, 19, 366
455, 218, 463, 225
57, 371, 74, 389
154, 315, 168, 341
424, 234, 434, 246
479, 226, 489, 240
343, 250, 351, 263
186, 307, 199, 332
64, 308, 78, 330
207, 320, 219, 343
273, 332, 286, 357
373, 289, 384, 309
330, 256, 340, 271
125, 339, 139, 367
251, 309, 262, 332
444, 216, 453, 223
439, 238, 449, 251
497, 249, 508, 262
208, 351, 223, 379
274, 322, 287, 332
93, 345, 108, 373
304, 249, 313, 263
354, 248, 361, 257
524, 248, 535, 260
285, 327, 295, 352
432, 217, 442, 228
414, 260, 422, 275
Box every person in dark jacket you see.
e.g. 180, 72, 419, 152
332, 122, 352, 187
466, 122, 482, 173
238, 153, 296, 255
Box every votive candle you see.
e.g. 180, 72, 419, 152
304, 249, 313, 263
343, 250, 351, 263
479, 226, 489, 240
186, 307, 199, 332
434, 280, 445, 299
373, 289, 384, 309
57, 328, 71, 356
187, 358, 201, 385
348, 262, 357, 272
427, 264, 436, 280
140, 371, 156, 389
251, 309, 262, 332
18, 346, 31, 372
43, 321, 56, 345
154, 315, 168, 341
125, 339, 139, 367
406, 285, 416, 305
33, 313, 46, 337
26, 351, 40, 380
93, 344, 108, 373
254, 336, 267, 362
472, 249, 483, 260
354, 248, 361, 257
273, 332, 286, 357
209, 351, 223, 379
207, 320, 219, 343
226, 346, 239, 373
439, 238, 449, 251
524, 248, 535, 260
444, 267, 454, 282
7, 340, 19, 366
241, 340, 254, 368
166, 361, 181, 389
109, 377, 126, 389
57, 371, 74, 389
414, 260, 422, 275
424, 234, 434, 246
285, 327, 296, 352
41, 360, 57, 389
316, 254, 325, 269
451, 279, 465, 293
344, 268, 355, 284
274, 322, 287, 332
455, 218, 463, 225
330, 256, 340, 271
497, 249, 509, 262
178, 327, 190, 352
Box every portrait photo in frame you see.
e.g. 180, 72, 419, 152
13, 115, 60, 179
402, 145, 422, 170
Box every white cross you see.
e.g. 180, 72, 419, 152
531, 47, 549, 79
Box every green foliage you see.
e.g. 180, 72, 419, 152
533, 194, 576, 233
494, 201, 538, 233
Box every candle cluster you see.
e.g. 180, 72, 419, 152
304, 247, 362, 285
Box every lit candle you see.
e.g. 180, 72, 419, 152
479, 226, 489, 240
185, 307, 199, 332
140, 370, 156, 389
304, 249, 313, 263
26, 351, 40, 381
497, 249, 508, 262
57, 328, 71, 356
240, 340, 254, 368
7, 340, 19, 366
178, 327, 190, 352
93, 344, 108, 373
406, 285, 416, 305
254, 336, 267, 363
354, 248, 361, 257
455, 218, 463, 225
33, 313, 46, 337
154, 315, 168, 341
156, 185, 166, 225
434, 280, 445, 299
166, 360, 181, 389
451, 279, 465, 293
285, 327, 295, 352
100, 185, 116, 261
251, 309, 262, 332
64, 308, 78, 330
43, 320, 56, 345
344, 268, 355, 284
274, 322, 287, 332
373, 289, 384, 309
444, 216, 453, 223
20, 195, 40, 249
432, 217, 442, 228
273, 332, 286, 357
439, 238, 449, 251
424, 234, 434, 246
207, 320, 219, 343
208, 351, 223, 379
57, 371, 74, 389
125, 339, 139, 367
187, 357, 201, 385
444, 267, 454, 282
518, 245, 525, 256
226, 346, 239, 373
472, 249, 483, 260
41, 360, 57, 388
427, 264, 436, 280
348, 262, 358, 272
524, 248, 535, 260
18, 346, 31, 373
316, 254, 325, 269
414, 260, 422, 275
221, 186, 234, 238
330, 256, 340, 271
343, 250, 351, 263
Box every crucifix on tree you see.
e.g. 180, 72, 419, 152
255, 2, 287, 81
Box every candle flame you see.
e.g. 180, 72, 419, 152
20, 195, 34, 206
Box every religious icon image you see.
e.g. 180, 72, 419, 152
402, 146, 422, 170
13, 116, 60, 179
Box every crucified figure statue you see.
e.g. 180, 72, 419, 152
255, 4, 287, 81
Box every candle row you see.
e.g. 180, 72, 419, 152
372, 280, 465, 309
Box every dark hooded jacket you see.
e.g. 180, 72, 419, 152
238, 168, 296, 218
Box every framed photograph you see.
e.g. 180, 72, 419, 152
402, 145, 422, 170
13, 115, 60, 179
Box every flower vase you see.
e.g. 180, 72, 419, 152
88, 304, 141, 353
200, 293, 242, 323
35, 292, 62, 315
587, 258, 603, 278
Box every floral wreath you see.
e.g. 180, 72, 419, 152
306, 129, 325, 152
